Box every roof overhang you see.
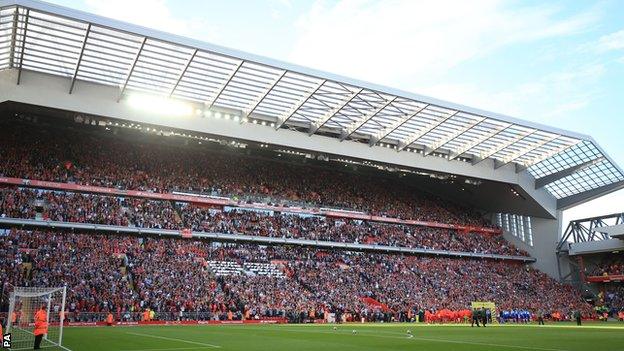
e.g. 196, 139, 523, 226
0, 0, 622, 213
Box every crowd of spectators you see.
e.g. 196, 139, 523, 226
590, 257, 624, 318
182, 206, 524, 255
0, 187, 527, 256
0, 229, 592, 323
0, 122, 487, 226
0, 230, 137, 319
588, 257, 624, 277
604, 286, 624, 312
0, 120, 597, 324
0, 188, 180, 229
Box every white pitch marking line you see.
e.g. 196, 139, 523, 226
392, 333, 567, 351
125, 332, 221, 349
351, 328, 569, 351
242, 326, 568, 351
119, 348, 215, 351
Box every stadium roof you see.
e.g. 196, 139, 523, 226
0, 0, 623, 208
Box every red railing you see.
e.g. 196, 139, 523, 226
586, 274, 624, 283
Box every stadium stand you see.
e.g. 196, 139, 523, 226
589, 257, 624, 277
1, 3, 623, 351
0, 229, 593, 324
0, 122, 488, 225
0, 117, 602, 324
0, 187, 526, 256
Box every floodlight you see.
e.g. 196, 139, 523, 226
127, 93, 193, 117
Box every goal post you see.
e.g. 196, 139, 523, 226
6, 286, 70, 351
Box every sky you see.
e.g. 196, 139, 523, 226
44, 0, 624, 227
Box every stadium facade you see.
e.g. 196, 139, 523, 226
0, 0, 623, 283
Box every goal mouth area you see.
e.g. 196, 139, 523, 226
7, 326, 63, 351
5, 286, 71, 351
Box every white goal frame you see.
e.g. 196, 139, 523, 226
6, 286, 71, 351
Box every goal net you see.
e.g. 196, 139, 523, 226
6, 286, 70, 351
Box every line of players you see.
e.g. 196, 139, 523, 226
499, 309, 533, 324
471, 308, 543, 326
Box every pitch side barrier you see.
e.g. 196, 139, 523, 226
586, 274, 624, 283
0, 218, 535, 262
70, 319, 287, 327
0, 177, 501, 235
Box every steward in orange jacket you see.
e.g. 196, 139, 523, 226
142, 309, 150, 322
106, 313, 114, 326
33, 305, 48, 350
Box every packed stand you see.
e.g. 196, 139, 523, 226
603, 285, 624, 311
0, 229, 590, 324
0, 187, 527, 256
0, 122, 488, 226
588, 257, 624, 277
0, 230, 138, 321
0, 188, 180, 229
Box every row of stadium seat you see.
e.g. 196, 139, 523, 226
243, 262, 285, 278
206, 261, 284, 278
207, 261, 244, 276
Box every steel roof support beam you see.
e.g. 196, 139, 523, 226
473, 129, 536, 165
275, 79, 325, 128
556, 222, 574, 252
206, 60, 243, 109
448, 123, 511, 161
239, 69, 287, 126
117, 37, 146, 102
557, 181, 624, 210
370, 104, 429, 146
68, 23, 91, 94
15, 8, 29, 85
308, 88, 363, 135
168, 49, 197, 97
535, 157, 605, 189
8, 7, 18, 68
397, 110, 458, 152
340, 97, 396, 141
425, 116, 486, 156
494, 134, 560, 169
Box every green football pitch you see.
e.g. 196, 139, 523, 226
58, 322, 624, 351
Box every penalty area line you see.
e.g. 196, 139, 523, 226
243, 326, 569, 351
125, 332, 221, 349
